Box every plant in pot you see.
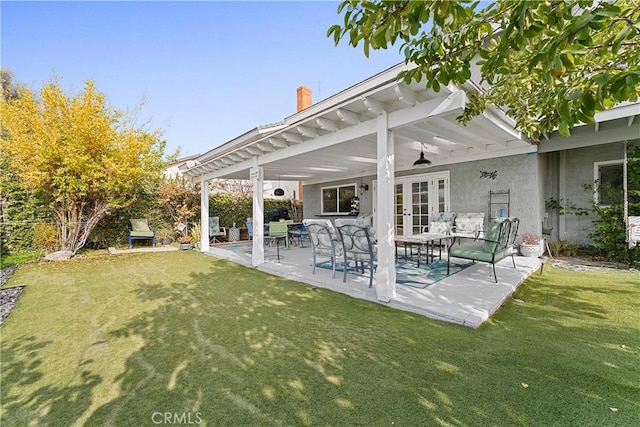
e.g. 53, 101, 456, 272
520, 233, 541, 257
177, 235, 192, 250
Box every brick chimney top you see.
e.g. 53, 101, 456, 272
297, 86, 312, 112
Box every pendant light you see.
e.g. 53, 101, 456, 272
413, 143, 432, 167
274, 175, 285, 196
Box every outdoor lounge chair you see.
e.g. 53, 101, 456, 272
209, 217, 226, 243
447, 217, 519, 283
128, 218, 156, 248
335, 217, 377, 288
303, 218, 343, 279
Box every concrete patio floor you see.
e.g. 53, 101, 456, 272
204, 241, 541, 328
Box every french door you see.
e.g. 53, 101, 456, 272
395, 172, 450, 236
372, 171, 450, 237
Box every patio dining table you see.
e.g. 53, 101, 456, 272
395, 233, 455, 267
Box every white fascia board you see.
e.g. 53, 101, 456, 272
594, 102, 640, 123
539, 121, 640, 153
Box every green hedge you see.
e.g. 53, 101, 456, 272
208, 193, 299, 228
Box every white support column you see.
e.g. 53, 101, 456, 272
200, 177, 210, 252
558, 151, 566, 239
375, 111, 396, 302
251, 163, 265, 266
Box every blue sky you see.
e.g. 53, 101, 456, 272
1, 1, 405, 157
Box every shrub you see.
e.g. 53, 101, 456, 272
32, 222, 60, 253
549, 240, 579, 257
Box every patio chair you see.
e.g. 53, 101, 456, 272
453, 213, 485, 239
447, 217, 517, 283
268, 221, 290, 248
335, 218, 377, 288
246, 218, 253, 240
287, 223, 310, 247
209, 217, 226, 243
303, 218, 343, 279
128, 218, 156, 248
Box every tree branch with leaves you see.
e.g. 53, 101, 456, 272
328, 0, 640, 140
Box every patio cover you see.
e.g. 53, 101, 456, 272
182, 62, 533, 302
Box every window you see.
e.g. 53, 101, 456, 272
321, 184, 356, 214
594, 160, 639, 206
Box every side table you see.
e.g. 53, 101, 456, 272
228, 227, 240, 242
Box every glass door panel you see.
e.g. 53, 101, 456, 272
394, 183, 404, 236
397, 172, 449, 236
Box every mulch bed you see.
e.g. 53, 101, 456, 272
0, 265, 23, 325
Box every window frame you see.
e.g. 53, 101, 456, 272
593, 159, 625, 207
320, 183, 357, 215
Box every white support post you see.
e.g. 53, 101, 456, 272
375, 111, 396, 302
251, 163, 265, 266
200, 177, 210, 252
558, 151, 566, 239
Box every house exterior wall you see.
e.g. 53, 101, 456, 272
545, 140, 635, 244
303, 153, 543, 239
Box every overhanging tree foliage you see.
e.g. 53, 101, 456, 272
328, 0, 640, 139
0, 78, 166, 254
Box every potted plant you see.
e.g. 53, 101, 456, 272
177, 235, 192, 250
520, 233, 541, 257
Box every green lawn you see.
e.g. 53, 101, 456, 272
0, 250, 44, 269
1, 251, 638, 426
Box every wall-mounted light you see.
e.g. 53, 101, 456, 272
359, 183, 369, 195
413, 143, 432, 167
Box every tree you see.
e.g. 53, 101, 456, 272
328, 0, 640, 139
158, 176, 201, 236
0, 78, 166, 254
1, 69, 52, 253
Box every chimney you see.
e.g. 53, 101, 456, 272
297, 86, 312, 112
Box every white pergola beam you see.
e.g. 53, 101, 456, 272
316, 117, 338, 132
362, 96, 386, 114
246, 146, 264, 156
256, 142, 275, 152
427, 91, 466, 119
282, 132, 303, 144
235, 150, 252, 159
296, 125, 319, 138
394, 83, 417, 106
268, 137, 289, 148
228, 153, 244, 162
220, 157, 236, 165
337, 108, 361, 124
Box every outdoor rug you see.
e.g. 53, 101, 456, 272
315, 259, 472, 288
